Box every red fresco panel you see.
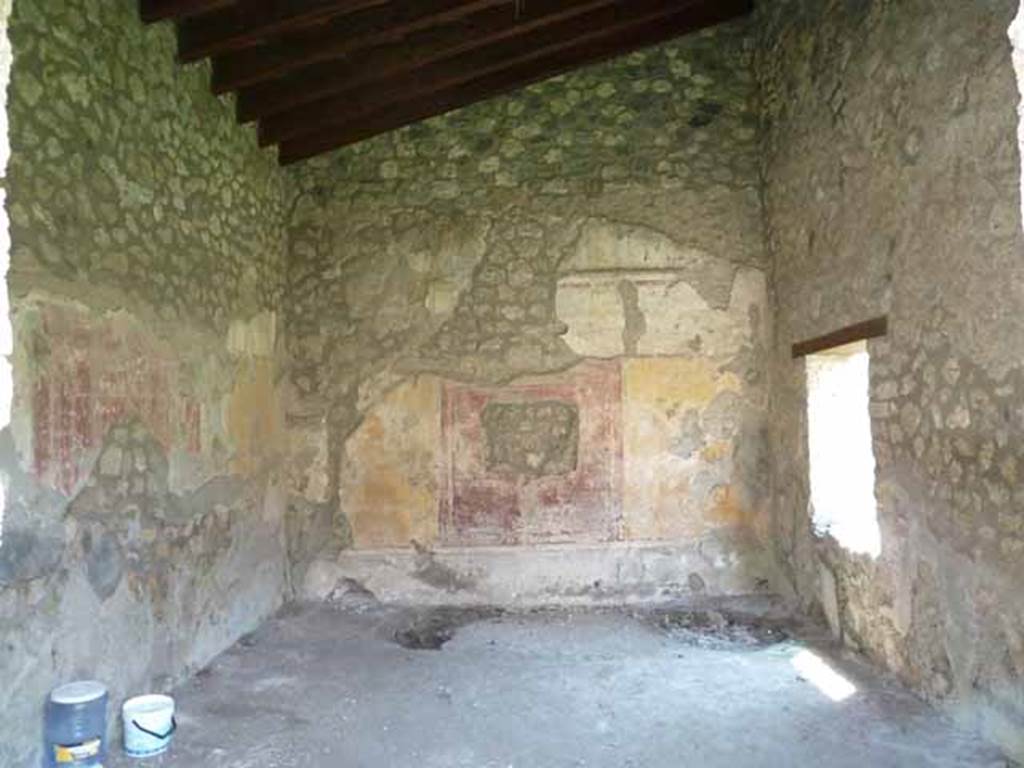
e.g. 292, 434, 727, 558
29, 305, 204, 495
439, 359, 623, 547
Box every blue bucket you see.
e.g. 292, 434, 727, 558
44, 681, 108, 767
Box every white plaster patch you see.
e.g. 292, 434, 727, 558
555, 268, 765, 360
728, 268, 768, 326
227, 311, 276, 358
556, 218, 766, 359
425, 280, 460, 316
554, 276, 626, 358
562, 218, 710, 273
634, 274, 745, 357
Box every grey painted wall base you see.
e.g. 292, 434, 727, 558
303, 539, 781, 607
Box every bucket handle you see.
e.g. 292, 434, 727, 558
131, 717, 177, 741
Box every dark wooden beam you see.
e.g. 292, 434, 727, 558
178, 0, 388, 63
263, 0, 730, 147
277, 0, 753, 164
211, 0, 507, 94
238, 0, 661, 124
262, 0, 709, 146
791, 317, 889, 359
140, 0, 231, 23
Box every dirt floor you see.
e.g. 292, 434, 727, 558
109, 597, 1012, 768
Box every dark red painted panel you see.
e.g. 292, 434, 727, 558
439, 360, 623, 547
28, 305, 205, 495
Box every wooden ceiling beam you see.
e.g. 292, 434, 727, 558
211, 0, 507, 94
139, 0, 231, 23
260, 0, 699, 145
277, 0, 753, 164
237, 0, 647, 124
177, 0, 388, 63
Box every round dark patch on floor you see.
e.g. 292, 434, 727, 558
392, 607, 503, 651
394, 623, 456, 650
648, 609, 789, 649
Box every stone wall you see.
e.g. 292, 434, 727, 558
757, 0, 1024, 758
0, 1, 287, 764
284, 20, 777, 600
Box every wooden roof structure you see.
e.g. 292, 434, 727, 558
141, 0, 755, 164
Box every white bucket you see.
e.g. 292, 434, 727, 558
122, 694, 176, 758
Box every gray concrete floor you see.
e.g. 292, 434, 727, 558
110, 599, 1011, 768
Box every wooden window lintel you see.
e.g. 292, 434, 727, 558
791, 316, 888, 359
